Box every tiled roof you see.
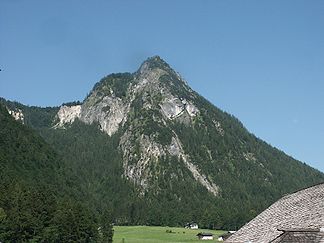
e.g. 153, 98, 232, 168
225, 183, 324, 243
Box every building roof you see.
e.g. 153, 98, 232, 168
225, 183, 324, 243
197, 232, 214, 237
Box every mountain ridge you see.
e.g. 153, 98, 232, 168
1, 56, 323, 229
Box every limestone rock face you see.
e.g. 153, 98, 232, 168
53, 105, 81, 128
80, 95, 128, 136
7, 108, 25, 124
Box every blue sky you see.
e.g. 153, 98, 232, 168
1, 0, 323, 172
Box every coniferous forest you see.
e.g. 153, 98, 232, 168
0, 105, 113, 242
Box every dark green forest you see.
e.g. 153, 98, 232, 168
0, 104, 113, 242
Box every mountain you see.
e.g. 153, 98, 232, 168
1, 56, 323, 230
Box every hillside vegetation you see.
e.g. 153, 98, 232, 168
0, 104, 113, 242
1, 56, 323, 236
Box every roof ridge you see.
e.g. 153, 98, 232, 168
280, 182, 324, 199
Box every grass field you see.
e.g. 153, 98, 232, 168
113, 226, 226, 243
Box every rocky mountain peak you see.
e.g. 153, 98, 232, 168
138, 55, 169, 73
52, 56, 220, 196
53, 56, 199, 135
137, 56, 188, 87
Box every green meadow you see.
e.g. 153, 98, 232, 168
113, 226, 226, 243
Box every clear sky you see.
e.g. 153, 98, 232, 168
1, 0, 323, 172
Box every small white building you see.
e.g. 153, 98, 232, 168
185, 222, 198, 229
190, 223, 198, 229
197, 232, 213, 240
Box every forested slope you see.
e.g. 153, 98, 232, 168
0, 104, 113, 242
1, 56, 324, 231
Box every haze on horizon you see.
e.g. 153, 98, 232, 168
0, 0, 323, 172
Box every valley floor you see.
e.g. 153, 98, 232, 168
113, 226, 226, 243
